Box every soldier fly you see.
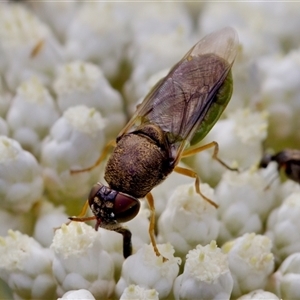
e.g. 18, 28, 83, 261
69, 27, 239, 259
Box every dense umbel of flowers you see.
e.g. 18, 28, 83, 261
1, 1, 300, 299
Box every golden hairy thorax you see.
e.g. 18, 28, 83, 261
104, 124, 174, 198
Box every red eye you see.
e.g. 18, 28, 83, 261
113, 193, 140, 223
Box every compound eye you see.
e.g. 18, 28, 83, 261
88, 183, 102, 206
113, 193, 140, 223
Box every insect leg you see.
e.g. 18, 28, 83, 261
182, 141, 238, 171
54, 200, 95, 232
174, 165, 218, 208
114, 227, 132, 258
71, 140, 116, 174
31, 39, 44, 57
68, 200, 96, 222
146, 192, 167, 261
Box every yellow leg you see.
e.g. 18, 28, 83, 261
182, 141, 238, 171
31, 39, 44, 57
69, 215, 96, 222
71, 140, 116, 174
146, 193, 167, 261
55, 200, 93, 231
68, 200, 96, 222
174, 165, 218, 208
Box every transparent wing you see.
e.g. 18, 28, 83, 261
119, 27, 239, 161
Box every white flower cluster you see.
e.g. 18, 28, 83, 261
0, 2, 300, 300
0, 230, 56, 299
158, 183, 219, 257
119, 284, 159, 300
51, 222, 115, 299
174, 241, 233, 299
